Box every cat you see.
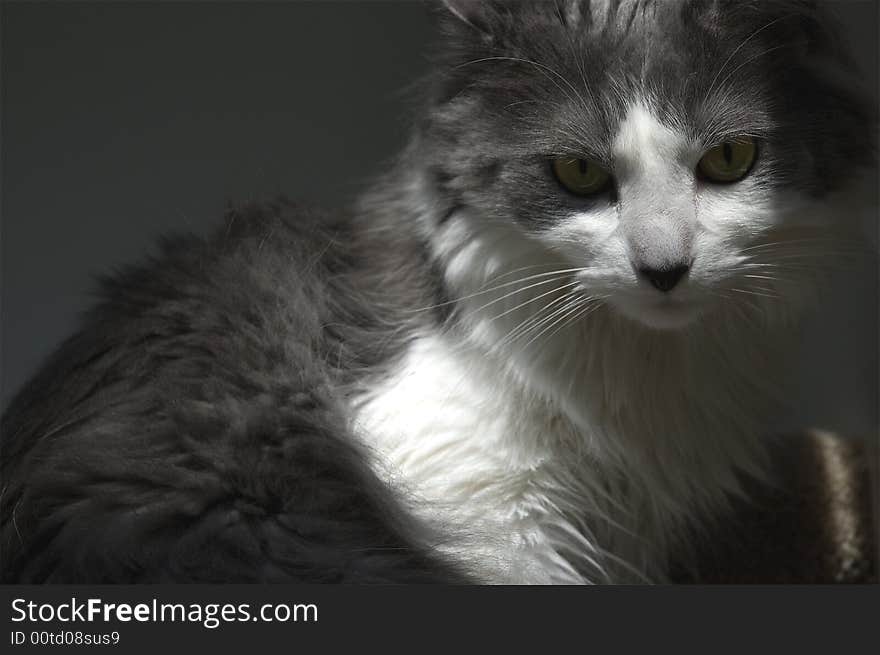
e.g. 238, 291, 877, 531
1, 0, 875, 583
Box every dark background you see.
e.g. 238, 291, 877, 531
2, 1, 878, 437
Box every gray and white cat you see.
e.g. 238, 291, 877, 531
1, 0, 875, 583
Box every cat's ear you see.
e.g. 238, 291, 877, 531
437, 1, 584, 42
437, 0, 507, 43
439, 0, 491, 34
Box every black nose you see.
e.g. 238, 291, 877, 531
639, 265, 690, 292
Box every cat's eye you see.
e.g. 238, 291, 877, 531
697, 137, 757, 183
551, 157, 612, 196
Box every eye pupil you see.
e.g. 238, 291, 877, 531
551, 157, 611, 196
697, 136, 757, 184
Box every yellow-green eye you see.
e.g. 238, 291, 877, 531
697, 137, 757, 183
551, 157, 611, 196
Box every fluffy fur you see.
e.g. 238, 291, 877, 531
1, 0, 875, 583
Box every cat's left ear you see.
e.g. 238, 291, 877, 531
438, 1, 583, 42
438, 0, 503, 42
440, 0, 483, 31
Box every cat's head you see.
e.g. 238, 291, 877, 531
416, 0, 875, 331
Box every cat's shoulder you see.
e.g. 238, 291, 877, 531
1, 198, 348, 446
96, 197, 348, 308
0, 199, 448, 583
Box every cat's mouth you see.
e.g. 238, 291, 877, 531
609, 292, 705, 330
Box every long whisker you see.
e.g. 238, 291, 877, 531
489, 262, 581, 283
462, 275, 581, 319
740, 274, 779, 282
729, 287, 779, 300
537, 300, 604, 348
521, 296, 604, 351
738, 238, 869, 253
499, 292, 587, 349
478, 280, 583, 327
405, 267, 587, 313
494, 290, 583, 348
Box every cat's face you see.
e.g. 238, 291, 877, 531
423, 0, 874, 330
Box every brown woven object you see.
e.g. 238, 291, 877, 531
672, 431, 878, 584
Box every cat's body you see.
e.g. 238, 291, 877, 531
1, 0, 875, 583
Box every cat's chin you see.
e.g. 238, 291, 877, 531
609, 295, 705, 331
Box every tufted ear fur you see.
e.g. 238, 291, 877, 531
709, 0, 851, 63
438, 0, 585, 45
439, 0, 500, 38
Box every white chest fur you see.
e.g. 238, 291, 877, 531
352, 331, 671, 584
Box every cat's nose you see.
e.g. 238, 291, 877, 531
638, 264, 690, 292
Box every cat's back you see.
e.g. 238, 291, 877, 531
0, 199, 459, 583
3, 199, 340, 461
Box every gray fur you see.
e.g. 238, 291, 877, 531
1, 201, 463, 582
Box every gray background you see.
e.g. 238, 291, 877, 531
2, 1, 878, 437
